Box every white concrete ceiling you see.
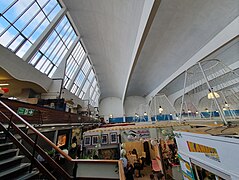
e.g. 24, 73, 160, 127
62, 0, 146, 99
62, 0, 239, 101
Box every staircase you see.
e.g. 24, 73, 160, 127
0, 130, 39, 180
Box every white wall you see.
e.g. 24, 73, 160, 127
124, 96, 147, 117
0, 45, 87, 108
99, 97, 124, 122
0, 45, 52, 90
61, 89, 84, 106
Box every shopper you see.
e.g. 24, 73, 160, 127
125, 162, 134, 180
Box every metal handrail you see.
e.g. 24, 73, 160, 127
0, 121, 56, 180
0, 108, 71, 179
0, 100, 72, 160
0, 100, 125, 179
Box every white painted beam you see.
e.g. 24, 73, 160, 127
0, 45, 52, 91
121, 0, 155, 103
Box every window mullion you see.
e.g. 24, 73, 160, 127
13, 36, 28, 53
26, 1, 54, 41
1, 0, 18, 15
9, 1, 35, 28
51, 36, 79, 79
79, 65, 91, 94
23, 7, 66, 63
19, 6, 43, 34
69, 52, 88, 90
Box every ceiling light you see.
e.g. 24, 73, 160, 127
225, 102, 229, 107
195, 111, 199, 114
158, 106, 163, 113
188, 109, 191, 113
8, 97, 17, 100
207, 91, 220, 99
144, 112, 147, 116
205, 108, 209, 112
0, 83, 9, 86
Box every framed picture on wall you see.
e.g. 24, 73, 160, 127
92, 135, 99, 145
84, 136, 91, 146
101, 134, 108, 144
110, 132, 117, 144
57, 134, 67, 147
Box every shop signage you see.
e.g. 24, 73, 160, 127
137, 129, 150, 138
178, 154, 195, 180
187, 141, 220, 162
17, 107, 35, 116
123, 129, 150, 141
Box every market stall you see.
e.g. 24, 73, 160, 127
83, 121, 187, 178
174, 127, 239, 180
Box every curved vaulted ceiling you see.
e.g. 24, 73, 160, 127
62, 0, 239, 102
62, 0, 147, 99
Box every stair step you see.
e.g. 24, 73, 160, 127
0, 142, 13, 151
0, 149, 18, 161
0, 163, 31, 179
0, 155, 25, 172
0, 137, 6, 143
17, 169, 39, 180
0, 155, 24, 165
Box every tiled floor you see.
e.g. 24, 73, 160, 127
132, 165, 174, 180
133, 165, 155, 180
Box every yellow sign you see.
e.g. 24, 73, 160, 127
187, 141, 220, 162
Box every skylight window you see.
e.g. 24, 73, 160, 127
88, 69, 94, 82
29, 15, 77, 77
0, 0, 60, 58
82, 80, 90, 95
0, 0, 101, 106
64, 41, 86, 89
82, 58, 91, 74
